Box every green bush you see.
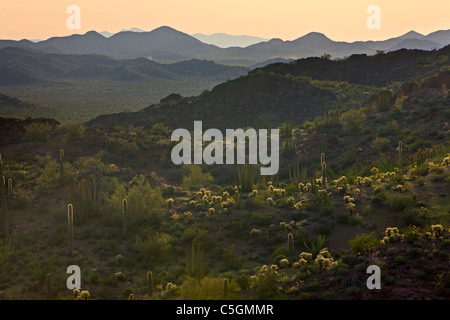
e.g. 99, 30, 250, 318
384, 192, 417, 212
182, 165, 213, 189
23, 122, 54, 142
134, 232, 173, 263
340, 109, 366, 134
107, 175, 164, 226
348, 233, 379, 254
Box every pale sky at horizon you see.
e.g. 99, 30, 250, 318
1, 0, 449, 42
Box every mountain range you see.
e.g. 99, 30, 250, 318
0, 46, 249, 85
1, 26, 450, 67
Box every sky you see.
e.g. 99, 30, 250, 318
1, 0, 449, 41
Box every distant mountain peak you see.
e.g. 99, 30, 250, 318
399, 30, 424, 39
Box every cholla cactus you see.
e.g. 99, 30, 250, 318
166, 198, 174, 207
370, 167, 380, 174
318, 189, 327, 196
184, 211, 193, 218
343, 195, 354, 203
287, 197, 295, 207
442, 155, 450, 166
208, 207, 215, 215
267, 197, 274, 205
381, 227, 403, 244
267, 181, 273, 187
250, 228, 261, 239
80, 290, 90, 300
394, 185, 403, 192
356, 176, 362, 185
299, 252, 312, 261
116, 254, 124, 264
166, 282, 177, 291
294, 258, 308, 268
248, 190, 258, 199
431, 224, 444, 237
298, 183, 305, 191
345, 202, 355, 214
189, 200, 196, 206
294, 202, 303, 211
73, 288, 81, 298
354, 189, 361, 196
279, 258, 290, 269
222, 191, 230, 198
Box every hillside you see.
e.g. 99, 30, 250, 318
87, 45, 450, 130
0, 67, 448, 300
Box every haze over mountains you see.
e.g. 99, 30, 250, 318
1, 26, 450, 67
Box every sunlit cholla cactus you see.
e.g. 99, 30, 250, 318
221, 198, 236, 208
356, 176, 362, 186
293, 202, 303, 211
199, 188, 207, 196
208, 207, 215, 215
73, 288, 81, 298
279, 258, 290, 269
313, 248, 337, 270
184, 211, 193, 218
337, 186, 344, 193
248, 189, 258, 199
80, 290, 90, 300
299, 252, 312, 261
116, 254, 124, 264
287, 197, 295, 207
250, 228, 261, 239
362, 177, 373, 187
298, 182, 305, 191
394, 184, 403, 192
189, 200, 196, 206
222, 191, 230, 198
381, 227, 403, 244
442, 154, 450, 166
334, 176, 347, 185
431, 224, 444, 237
343, 195, 355, 204
316, 177, 323, 187
166, 198, 174, 207
370, 167, 380, 175
318, 189, 327, 196
293, 258, 308, 268
354, 188, 361, 196
166, 282, 177, 291
345, 202, 355, 214
196, 191, 203, 198
267, 181, 273, 187
267, 197, 274, 205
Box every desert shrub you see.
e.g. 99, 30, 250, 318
107, 175, 164, 226
384, 192, 416, 212
181, 277, 223, 300
26, 252, 57, 284
372, 137, 391, 152
340, 109, 366, 134
378, 120, 399, 137
133, 232, 173, 263
150, 123, 170, 136
348, 233, 379, 254
182, 165, 213, 189
221, 245, 243, 271
0, 238, 13, 271
23, 122, 54, 142
36, 155, 76, 188
63, 122, 86, 144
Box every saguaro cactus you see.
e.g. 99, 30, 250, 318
287, 233, 294, 256
147, 271, 153, 297
122, 199, 128, 235
321, 153, 327, 189
0, 154, 9, 236
397, 141, 403, 168
223, 278, 229, 300
59, 149, 64, 187
67, 204, 74, 253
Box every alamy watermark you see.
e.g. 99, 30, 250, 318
170, 121, 280, 175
